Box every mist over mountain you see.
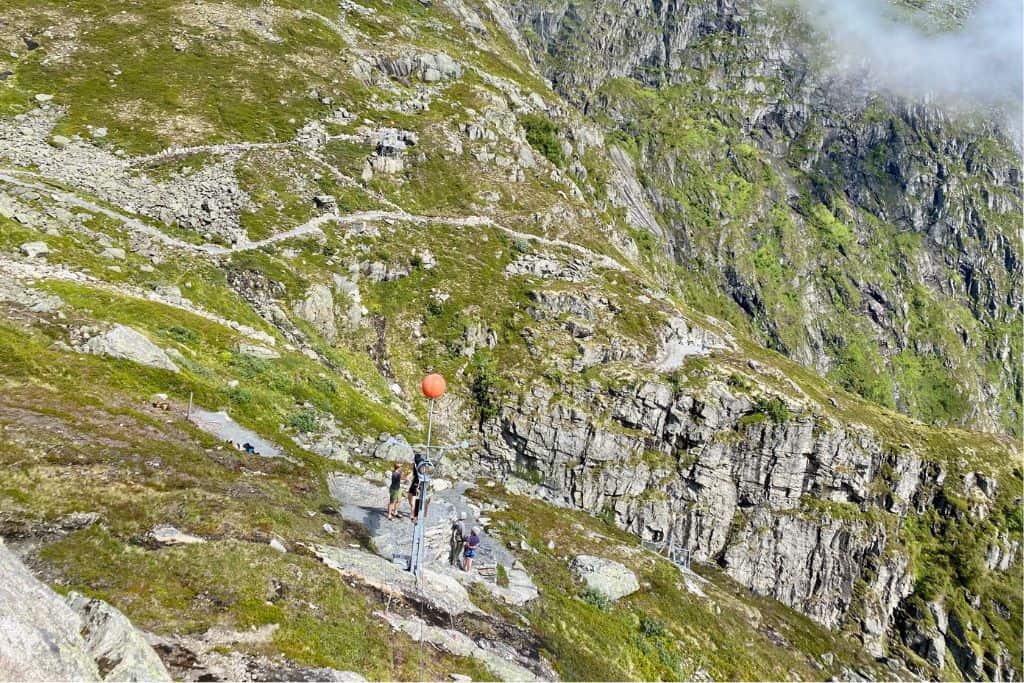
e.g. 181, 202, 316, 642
795, 0, 1024, 132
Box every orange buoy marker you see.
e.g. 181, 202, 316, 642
421, 373, 446, 399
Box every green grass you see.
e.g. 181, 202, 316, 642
0, 1, 357, 154
520, 113, 565, 168
477, 486, 888, 681
22, 282, 408, 446
44, 531, 496, 680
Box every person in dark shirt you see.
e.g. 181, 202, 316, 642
449, 517, 467, 567
462, 527, 480, 572
407, 451, 424, 522
387, 462, 404, 520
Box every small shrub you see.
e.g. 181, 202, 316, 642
165, 325, 200, 344
231, 353, 268, 379
426, 299, 444, 317
311, 376, 337, 395
514, 466, 544, 485
949, 524, 986, 592
228, 387, 252, 405
639, 615, 667, 638
597, 506, 616, 527
496, 563, 510, 588
504, 520, 527, 537
288, 409, 318, 433
751, 396, 791, 423
726, 373, 751, 392
580, 587, 611, 611
469, 350, 507, 425
520, 113, 565, 168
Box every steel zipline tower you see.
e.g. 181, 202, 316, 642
408, 373, 446, 579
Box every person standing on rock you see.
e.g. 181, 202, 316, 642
463, 527, 480, 572
449, 517, 467, 566
408, 450, 424, 522
387, 462, 404, 520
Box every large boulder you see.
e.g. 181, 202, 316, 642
373, 433, 414, 463
19, 241, 50, 258
294, 284, 337, 342
65, 592, 172, 681
0, 544, 170, 681
570, 555, 639, 601
0, 544, 100, 680
82, 325, 179, 373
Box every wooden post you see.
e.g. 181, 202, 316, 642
187, 391, 193, 420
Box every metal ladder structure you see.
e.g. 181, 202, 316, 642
406, 398, 470, 579
641, 526, 691, 571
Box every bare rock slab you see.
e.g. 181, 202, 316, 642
82, 325, 179, 373
66, 592, 172, 681
378, 612, 538, 682
0, 544, 170, 681
570, 555, 639, 601
311, 544, 482, 617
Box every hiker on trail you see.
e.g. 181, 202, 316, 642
462, 526, 480, 572
387, 462, 404, 520
408, 451, 424, 522
449, 517, 466, 567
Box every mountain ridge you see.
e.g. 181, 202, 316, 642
0, 0, 1019, 680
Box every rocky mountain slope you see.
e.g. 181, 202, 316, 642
508, 0, 1022, 435
0, 0, 1019, 680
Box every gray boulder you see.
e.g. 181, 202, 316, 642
19, 241, 49, 258
0, 544, 100, 680
294, 284, 337, 342
570, 555, 639, 601
373, 434, 414, 463
83, 325, 179, 373
65, 592, 172, 681
147, 524, 205, 547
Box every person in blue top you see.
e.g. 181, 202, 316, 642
462, 527, 480, 572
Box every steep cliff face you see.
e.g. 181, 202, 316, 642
478, 367, 1021, 677
507, 0, 1023, 435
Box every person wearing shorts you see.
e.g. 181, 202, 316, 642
387, 463, 403, 519
463, 527, 480, 572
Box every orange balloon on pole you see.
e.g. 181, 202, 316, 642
421, 373, 446, 399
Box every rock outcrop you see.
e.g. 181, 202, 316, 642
81, 325, 179, 373
65, 592, 171, 681
570, 555, 639, 601
294, 284, 337, 343
479, 371, 1014, 671
0, 544, 170, 681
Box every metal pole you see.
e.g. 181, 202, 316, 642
409, 399, 436, 580
425, 398, 434, 462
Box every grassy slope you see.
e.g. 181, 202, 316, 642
474, 486, 892, 681
0, 0, 1019, 679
